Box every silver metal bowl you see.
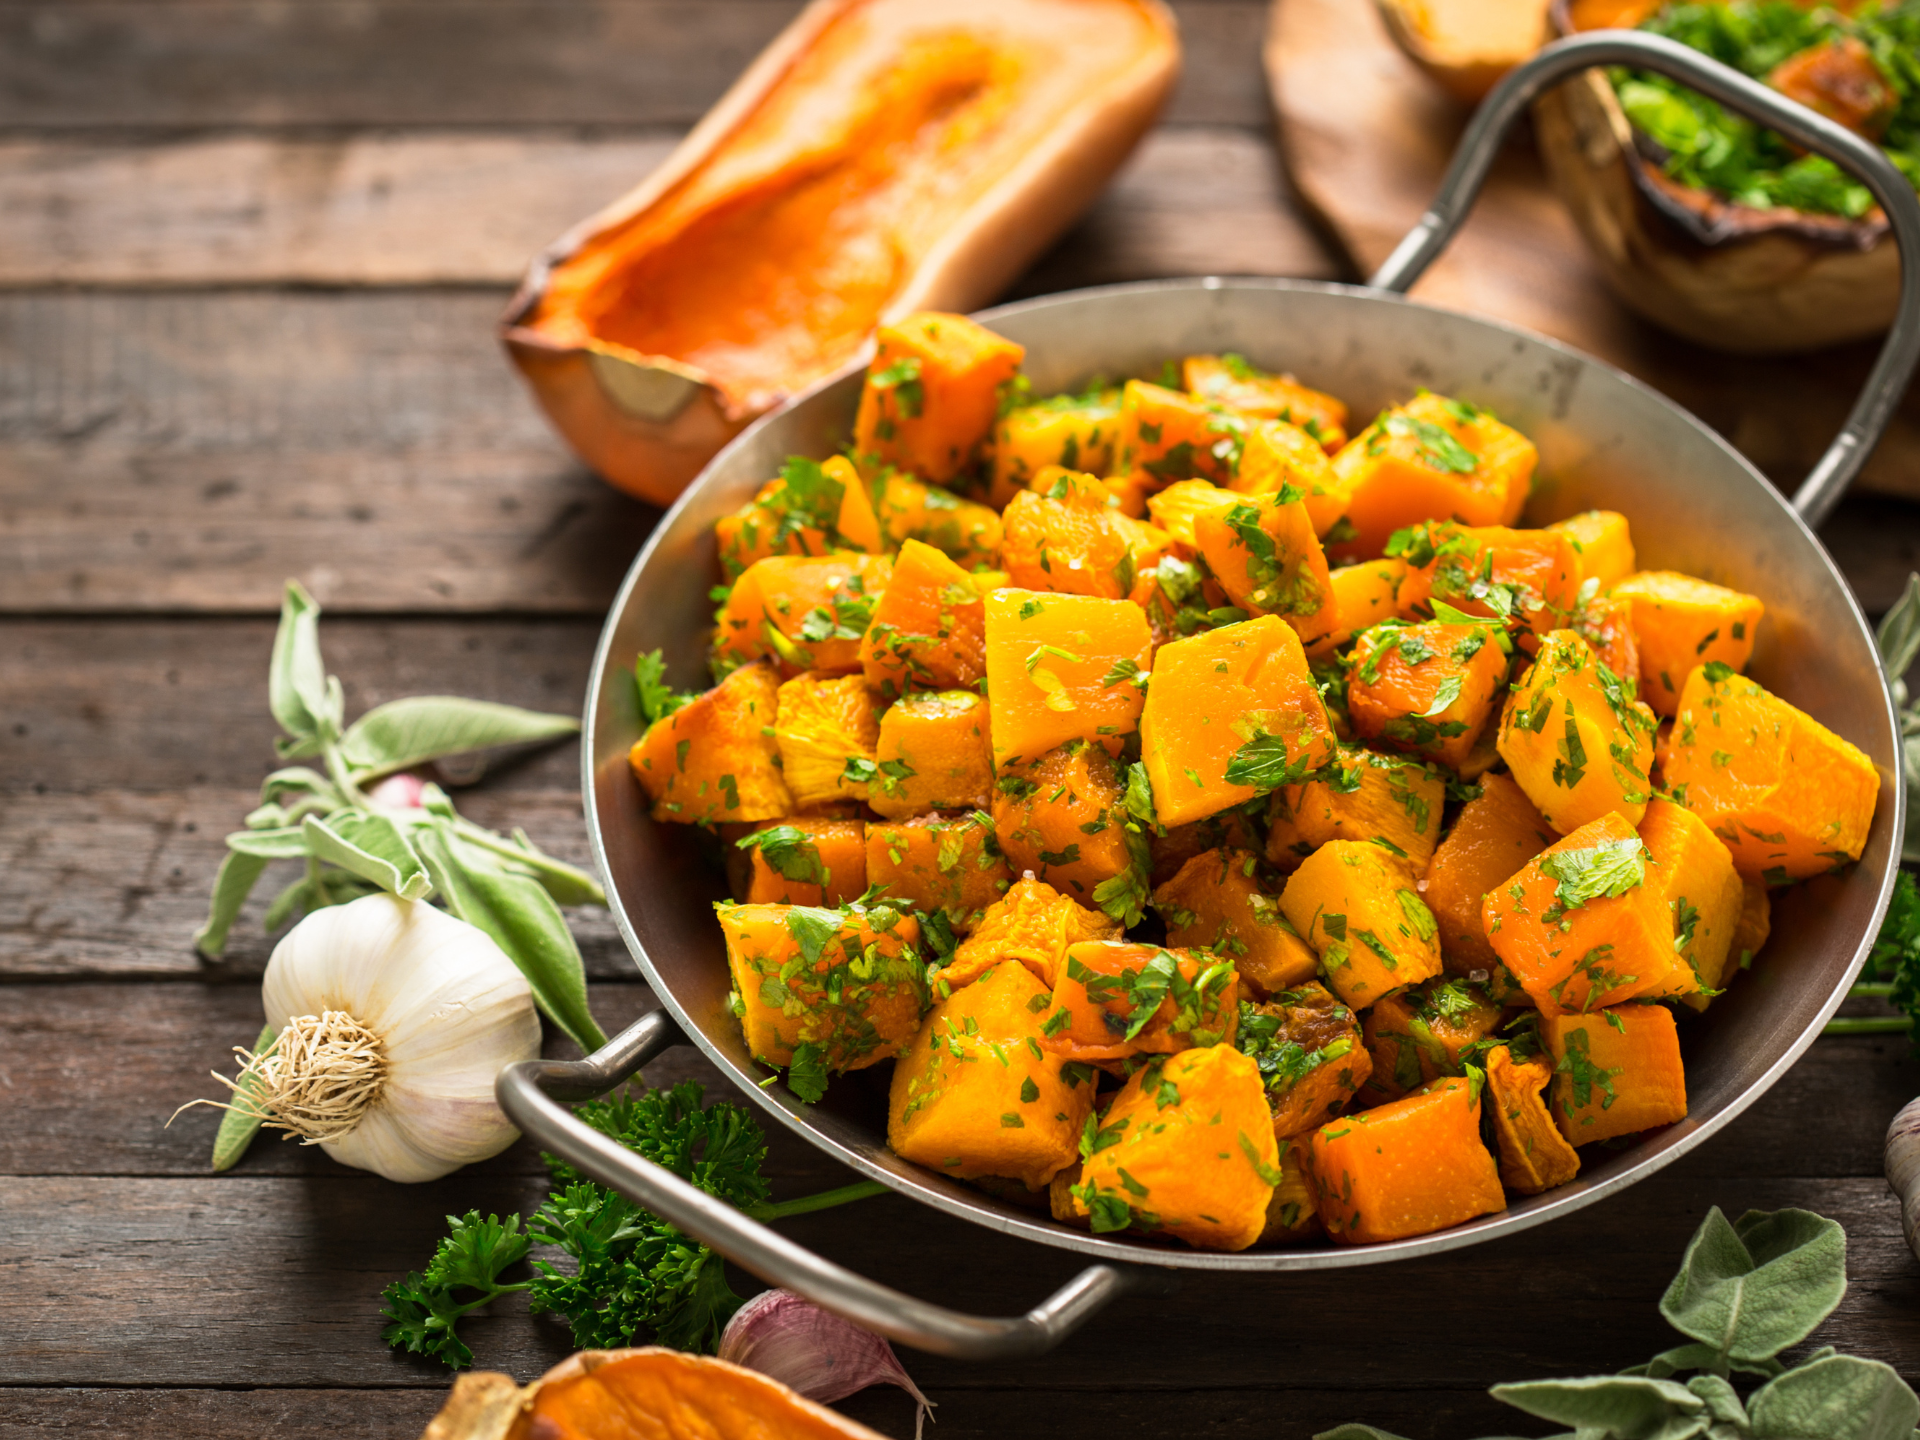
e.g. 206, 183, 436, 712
501, 33, 1917, 1360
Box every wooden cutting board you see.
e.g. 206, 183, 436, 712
1266, 0, 1920, 504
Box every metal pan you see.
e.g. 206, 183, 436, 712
502, 32, 1918, 1360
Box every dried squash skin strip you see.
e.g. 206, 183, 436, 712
1485, 1044, 1580, 1196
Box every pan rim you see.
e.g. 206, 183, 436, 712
581, 274, 1904, 1271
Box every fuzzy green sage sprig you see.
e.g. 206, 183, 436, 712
198, 581, 609, 1167
1319, 1205, 1917, 1440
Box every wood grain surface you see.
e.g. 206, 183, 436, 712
4, 0, 1917, 1435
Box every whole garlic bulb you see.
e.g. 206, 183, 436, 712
257, 893, 541, 1182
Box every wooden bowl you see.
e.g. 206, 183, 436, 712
1533, 0, 1899, 355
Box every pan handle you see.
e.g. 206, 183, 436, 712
1368, 30, 1920, 528
497, 1007, 1140, 1360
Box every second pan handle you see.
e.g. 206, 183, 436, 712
1367, 29, 1920, 529
497, 1007, 1141, 1360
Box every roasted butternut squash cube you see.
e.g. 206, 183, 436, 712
983, 589, 1153, 765
1267, 746, 1448, 872
1663, 664, 1879, 881
859, 538, 986, 700
1259, 1135, 1325, 1245
994, 741, 1138, 910
1145, 478, 1236, 547
1639, 796, 1743, 1001
1497, 629, 1658, 834
1573, 591, 1641, 689
1232, 419, 1349, 536
1182, 353, 1350, 451
715, 553, 892, 678
1769, 35, 1899, 139
1140, 615, 1340, 828
1237, 981, 1370, 1134
1279, 840, 1443, 1009
1347, 618, 1509, 770
935, 875, 1121, 994
1193, 492, 1342, 645
1395, 523, 1580, 640
631, 659, 791, 824
1542, 1004, 1687, 1145
1309, 1075, 1505, 1244
888, 959, 1093, 1190
1149, 807, 1265, 887
1325, 558, 1410, 649
865, 812, 1011, 933
1730, 876, 1772, 976
1356, 979, 1506, 1104
773, 673, 884, 810
1154, 847, 1318, 998
1063, 1044, 1278, 1251
737, 818, 867, 907
853, 312, 1024, 485
1482, 811, 1687, 1015
715, 455, 883, 580
869, 689, 994, 820
1485, 1044, 1580, 1194
1424, 771, 1555, 975
1039, 941, 1239, 1064
1116, 379, 1248, 487
1329, 392, 1537, 559
1612, 571, 1764, 717
999, 480, 1172, 600
873, 470, 1002, 571
1549, 509, 1635, 589
988, 387, 1123, 508
718, 900, 927, 1080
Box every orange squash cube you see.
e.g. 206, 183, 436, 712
1328, 392, 1537, 559
714, 455, 882, 580
1572, 591, 1641, 688
1324, 558, 1410, 649
715, 553, 892, 678
1423, 771, 1555, 975
1039, 940, 1239, 1064
1638, 796, 1744, 1001
935, 875, 1120, 994
1279, 840, 1443, 1009
982, 589, 1153, 766
631, 660, 792, 825
1064, 1044, 1278, 1251
1260, 1136, 1326, 1245
872, 470, 1003, 571
738, 817, 867, 907
1611, 571, 1765, 717
1548, 509, 1636, 589
1193, 492, 1342, 645
1484, 1044, 1581, 1194
859, 538, 986, 700
1542, 1004, 1687, 1145
853, 312, 1024, 484
999, 479, 1172, 600
865, 812, 1011, 933
868, 689, 994, 820
888, 959, 1094, 1190
1347, 618, 1510, 770
1395, 523, 1580, 640
1140, 615, 1339, 828
1730, 876, 1772, 975
773, 672, 884, 810
1357, 980, 1506, 1106
717, 900, 927, 1079
1232, 419, 1350, 536
1115, 379, 1248, 487
1238, 981, 1371, 1135
994, 741, 1138, 910
1144, 478, 1235, 548
1266, 746, 1449, 872
1482, 811, 1688, 1015
1181, 353, 1350, 451
1153, 847, 1319, 998
1663, 664, 1879, 881
1309, 1075, 1505, 1244
1149, 808, 1265, 887
1497, 629, 1658, 835
988, 388, 1123, 508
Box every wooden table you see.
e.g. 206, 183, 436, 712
2, 4, 1915, 1436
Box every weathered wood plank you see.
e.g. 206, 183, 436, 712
0, 2, 1269, 133
0, 133, 680, 288
0, 1170, 1910, 1389
0, 1390, 449, 1440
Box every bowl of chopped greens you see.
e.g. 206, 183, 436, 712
1539, 0, 1919, 353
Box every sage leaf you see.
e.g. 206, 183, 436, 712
268, 580, 338, 751
1489, 1375, 1704, 1438
449, 818, 605, 908
194, 850, 272, 958
1626, 1343, 1782, 1382
302, 812, 434, 901
223, 826, 314, 860
415, 825, 606, 1054
211, 1023, 276, 1172
1683, 1375, 1748, 1429
1311, 1428, 1418, 1440
1745, 1353, 1920, 1440
1878, 573, 1920, 685
1660, 1208, 1846, 1365
261, 875, 318, 933
339, 695, 579, 780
